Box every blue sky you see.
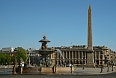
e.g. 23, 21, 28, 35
0, 0, 116, 51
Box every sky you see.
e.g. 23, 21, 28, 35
0, 0, 116, 51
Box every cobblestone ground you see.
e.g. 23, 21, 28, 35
74, 67, 116, 74
0, 74, 116, 78
0, 66, 116, 78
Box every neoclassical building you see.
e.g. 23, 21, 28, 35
48, 45, 115, 66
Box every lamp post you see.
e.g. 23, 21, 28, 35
12, 53, 17, 75
100, 59, 103, 73
107, 61, 110, 72
111, 60, 114, 71
100, 54, 104, 73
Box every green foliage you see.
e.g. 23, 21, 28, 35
0, 53, 13, 65
5, 54, 12, 64
0, 53, 6, 64
11, 55, 14, 63
0, 47, 27, 65
16, 47, 27, 62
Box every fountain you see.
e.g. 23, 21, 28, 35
37, 36, 54, 73
37, 36, 74, 74
16, 36, 74, 74
38, 36, 54, 66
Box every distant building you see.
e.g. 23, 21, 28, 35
1, 47, 14, 52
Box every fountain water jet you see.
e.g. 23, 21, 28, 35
55, 49, 64, 59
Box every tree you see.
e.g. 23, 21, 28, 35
11, 55, 14, 64
0, 53, 6, 65
5, 54, 12, 65
16, 47, 27, 62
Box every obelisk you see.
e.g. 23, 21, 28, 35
87, 5, 94, 67
88, 5, 93, 50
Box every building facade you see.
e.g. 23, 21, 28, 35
48, 45, 116, 67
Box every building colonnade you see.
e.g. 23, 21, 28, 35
50, 50, 108, 66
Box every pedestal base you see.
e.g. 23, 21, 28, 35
16, 66, 40, 74
86, 50, 94, 67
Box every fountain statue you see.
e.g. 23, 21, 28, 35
37, 36, 74, 73
38, 36, 54, 67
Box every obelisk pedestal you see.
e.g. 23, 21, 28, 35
86, 50, 94, 67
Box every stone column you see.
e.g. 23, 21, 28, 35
62, 51, 65, 66
94, 51, 96, 65
72, 51, 73, 64
75, 51, 77, 63
69, 51, 70, 59
78, 51, 80, 64
72, 51, 73, 59
81, 51, 83, 59
66, 51, 67, 58
60, 52, 61, 59
69, 51, 70, 63
81, 51, 83, 64
99, 51, 100, 65
102, 53, 105, 65
75, 51, 77, 58
62, 51, 64, 59
84, 52, 86, 64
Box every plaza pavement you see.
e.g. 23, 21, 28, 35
73, 66, 116, 75
44, 66, 116, 75
0, 66, 116, 75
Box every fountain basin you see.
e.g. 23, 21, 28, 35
16, 66, 40, 74
41, 67, 74, 73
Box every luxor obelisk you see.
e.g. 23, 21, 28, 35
87, 5, 94, 66
88, 5, 92, 50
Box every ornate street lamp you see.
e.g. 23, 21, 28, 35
111, 60, 114, 71
100, 54, 104, 73
107, 60, 110, 72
